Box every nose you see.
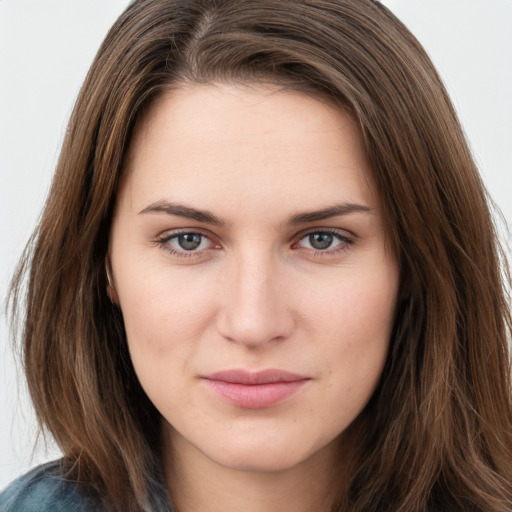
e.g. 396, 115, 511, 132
216, 250, 295, 348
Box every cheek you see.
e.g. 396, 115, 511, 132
117, 267, 218, 368
117, 271, 219, 424
306, 264, 397, 411
304, 262, 397, 344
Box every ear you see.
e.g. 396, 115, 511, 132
105, 258, 120, 306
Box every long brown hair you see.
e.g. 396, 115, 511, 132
9, 0, 512, 510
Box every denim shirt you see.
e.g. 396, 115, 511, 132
0, 461, 175, 512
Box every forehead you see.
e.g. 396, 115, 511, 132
120, 83, 379, 217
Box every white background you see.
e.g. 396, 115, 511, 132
1, 1, 511, 489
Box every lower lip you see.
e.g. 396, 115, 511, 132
203, 379, 308, 409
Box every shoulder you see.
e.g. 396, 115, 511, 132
0, 461, 103, 512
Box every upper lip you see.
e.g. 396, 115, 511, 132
203, 369, 309, 385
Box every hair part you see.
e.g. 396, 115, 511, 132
9, 1, 512, 510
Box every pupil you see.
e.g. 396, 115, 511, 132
178, 233, 202, 250
309, 233, 333, 250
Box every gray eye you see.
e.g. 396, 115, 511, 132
297, 231, 348, 253
308, 233, 334, 250
177, 233, 203, 250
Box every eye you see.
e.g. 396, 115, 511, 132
296, 230, 352, 253
157, 231, 217, 256
173, 233, 207, 251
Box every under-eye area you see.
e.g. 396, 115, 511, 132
153, 227, 355, 260
292, 228, 354, 255
155, 229, 220, 258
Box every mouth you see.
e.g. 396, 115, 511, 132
201, 369, 310, 409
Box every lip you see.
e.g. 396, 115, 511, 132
202, 369, 310, 409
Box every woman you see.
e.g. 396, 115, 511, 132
1, 0, 511, 511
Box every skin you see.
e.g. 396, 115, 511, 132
109, 83, 399, 512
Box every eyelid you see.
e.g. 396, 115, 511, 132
292, 227, 355, 254
155, 228, 221, 258
293, 226, 355, 241
154, 226, 355, 259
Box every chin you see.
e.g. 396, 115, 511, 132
204, 428, 338, 474
211, 445, 307, 473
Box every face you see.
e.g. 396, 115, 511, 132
110, 83, 399, 475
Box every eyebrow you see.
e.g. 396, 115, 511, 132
138, 200, 372, 226
287, 203, 372, 225
139, 201, 225, 226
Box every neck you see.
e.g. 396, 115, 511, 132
162, 428, 342, 512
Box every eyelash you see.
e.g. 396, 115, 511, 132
155, 230, 217, 259
293, 228, 354, 256
155, 228, 354, 259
